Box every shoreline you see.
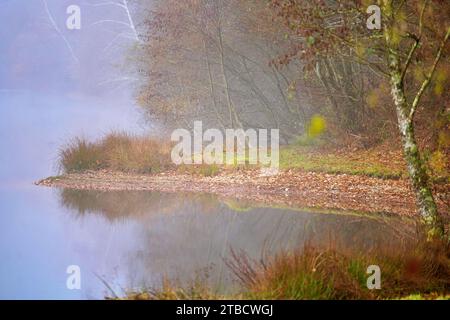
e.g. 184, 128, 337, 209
36, 168, 449, 217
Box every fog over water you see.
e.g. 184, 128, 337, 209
0, 0, 146, 184
0, 0, 147, 299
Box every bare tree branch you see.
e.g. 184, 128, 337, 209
98, 76, 138, 86
409, 26, 450, 121
84, 0, 142, 43
42, 0, 79, 64
401, 35, 419, 83
122, 0, 142, 43
84, 1, 126, 9
401, 0, 428, 82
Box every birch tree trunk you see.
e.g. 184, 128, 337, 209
386, 38, 444, 239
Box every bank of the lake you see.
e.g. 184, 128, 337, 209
37, 168, 449, 219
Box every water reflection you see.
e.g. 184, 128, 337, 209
59, 189, 415, 296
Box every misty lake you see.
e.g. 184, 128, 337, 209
0, 93, 415, 299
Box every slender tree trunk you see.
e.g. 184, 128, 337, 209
387, 51, 444, 239
202, 37, 226, 131
217, 25, 242, 128
382, 0, 445, 239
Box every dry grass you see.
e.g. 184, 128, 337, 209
120, 239, 450, 300
59, 133, 223, 177
59, 138, 105, 172
59, 132, 173, 174
125, 279, 224, 300
226, 239, 450, 300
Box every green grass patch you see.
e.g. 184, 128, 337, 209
279, 146, 406, 179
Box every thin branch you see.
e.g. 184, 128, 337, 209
102, 32, 135, 52
394, 0, 407, 15
98, 76, 138, 86
409, 26, 450, 121
83, 1, 126, 9
401, 34, 419, 82
122, 0, 142, 43
418, 0, 428, 36
42, 0, 79, 64
85, 0, 142, 43
89, 19, 132, 28
401, 0, 428, 82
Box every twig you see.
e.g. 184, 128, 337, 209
42, 0, 79, 64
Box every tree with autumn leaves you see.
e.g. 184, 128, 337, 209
265, 0, 449, 238
136, 0, 449, 239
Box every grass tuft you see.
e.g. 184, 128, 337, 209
59, 133, 172, 174
59, 137, 105, 172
